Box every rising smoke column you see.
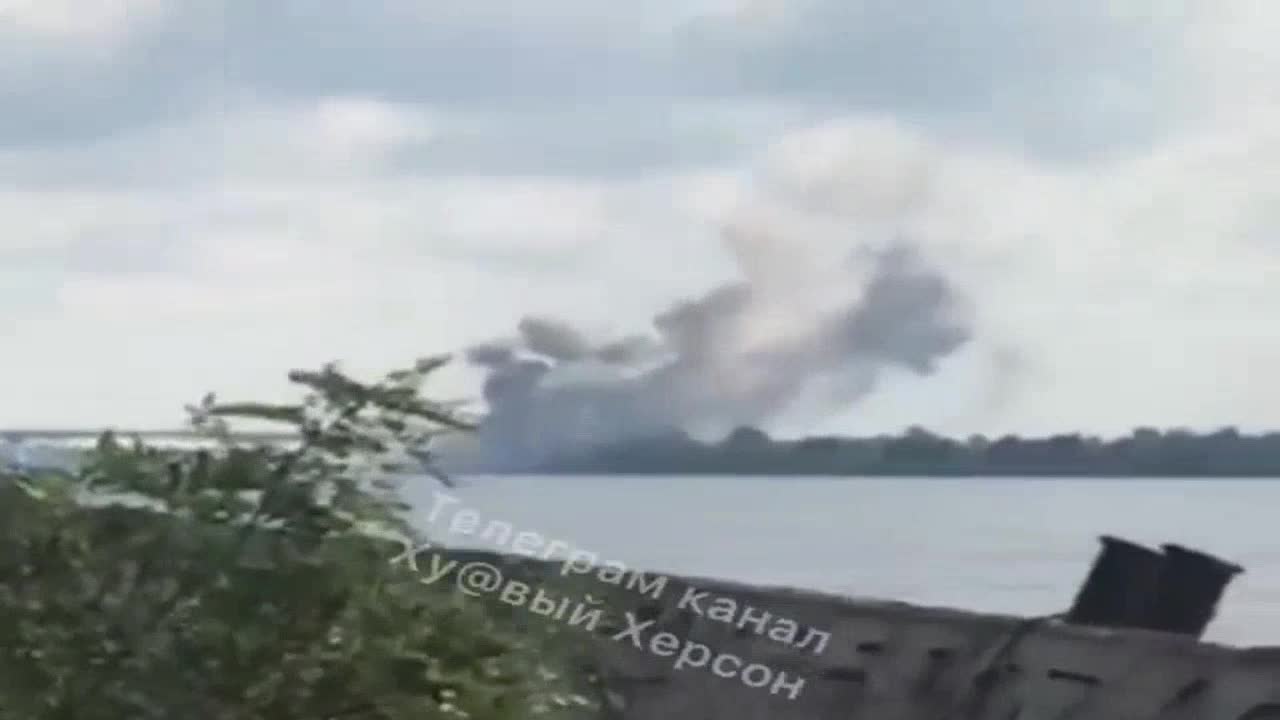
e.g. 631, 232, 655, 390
463, 240, 972, 470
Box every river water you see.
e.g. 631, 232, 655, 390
401, 475, 1280, 647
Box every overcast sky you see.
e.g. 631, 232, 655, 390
2, 1, 1279, 437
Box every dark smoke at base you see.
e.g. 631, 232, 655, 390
450, 243, 972, 471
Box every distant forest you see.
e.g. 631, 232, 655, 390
532, 426, 1280, 476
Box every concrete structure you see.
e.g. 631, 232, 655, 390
581, 570, 1280, 719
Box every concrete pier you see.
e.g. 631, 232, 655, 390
582, 570, 1280, 719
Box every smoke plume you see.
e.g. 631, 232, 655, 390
460, 238, 972, 470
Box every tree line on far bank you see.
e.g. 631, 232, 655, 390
536, 425, 1280, 476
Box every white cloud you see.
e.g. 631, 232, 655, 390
0, 0, 169, 41
727, 100, 1280, 435
307, 97, 436, 156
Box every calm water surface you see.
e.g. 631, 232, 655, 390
402, 476, 1280, 647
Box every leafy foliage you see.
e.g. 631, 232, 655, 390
0, 358, 597, 719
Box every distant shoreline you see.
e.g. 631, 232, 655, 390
479, 425, 1280, 478
482, 470, 1280, 478
13, 426, 1280, 479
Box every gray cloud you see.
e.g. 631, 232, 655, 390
0, 0, 1196, 164
680, 2, 1190, 153
0, 13, 225, 148
518, 317, 593, 362
596, 335, 662, 365
461, 241, 972, 469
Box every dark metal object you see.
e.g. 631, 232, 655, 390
1143, 544, 1244, 638
1066, 535, 1165, 629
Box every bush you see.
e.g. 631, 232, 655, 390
0, 358, 598, 719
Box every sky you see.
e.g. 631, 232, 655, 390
2, 0, 1279, 438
